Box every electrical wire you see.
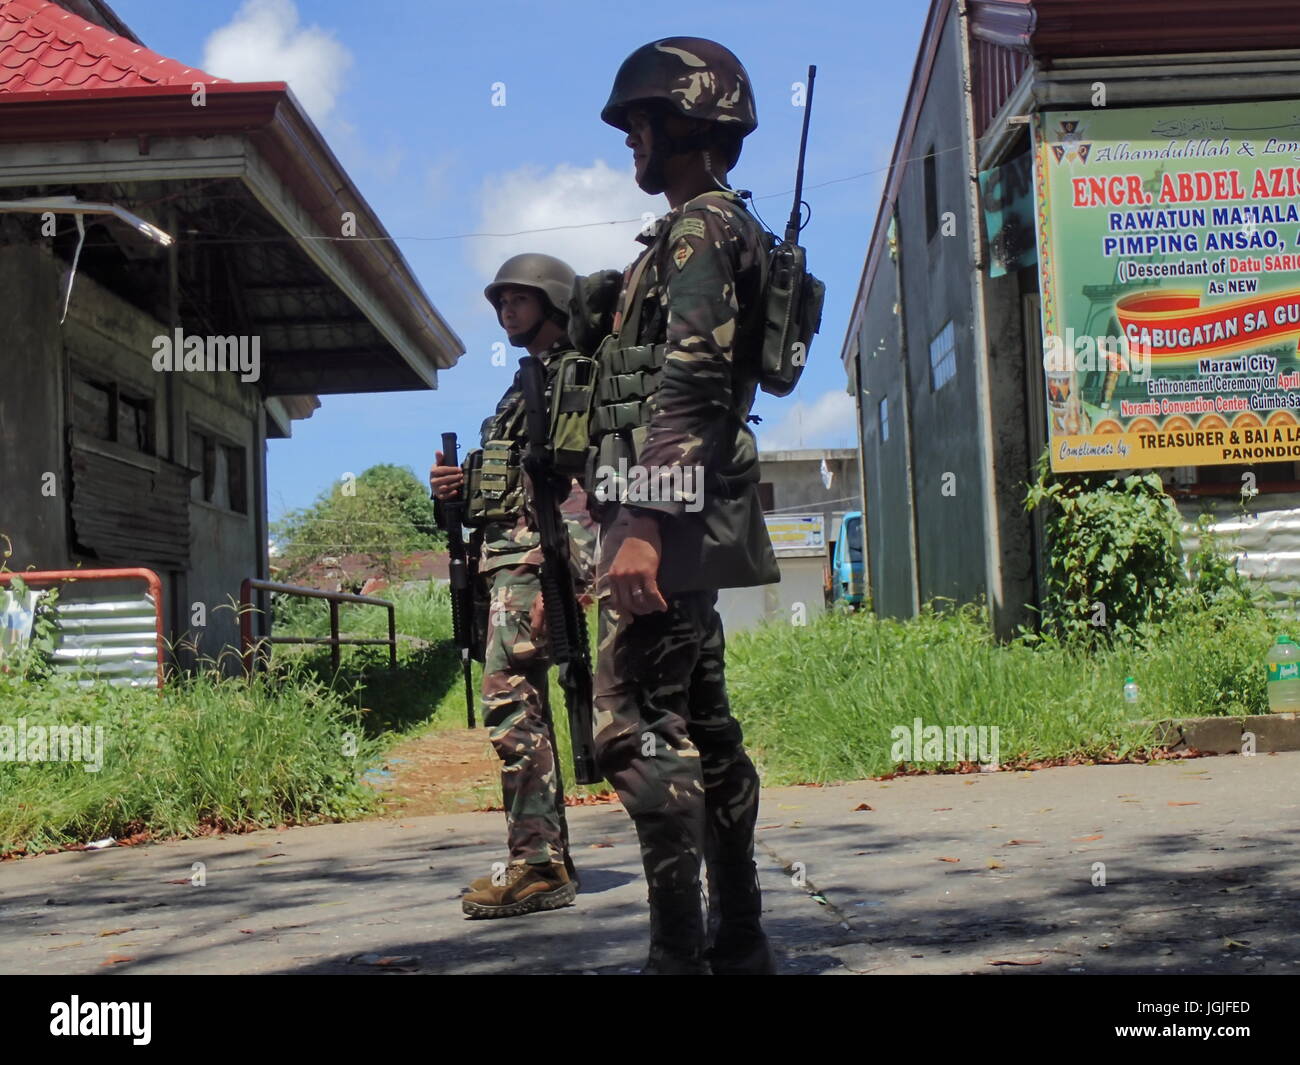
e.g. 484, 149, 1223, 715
45, 144, 966, 248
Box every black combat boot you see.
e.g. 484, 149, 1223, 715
641, 885, 710, 975
705, 860, 777, 974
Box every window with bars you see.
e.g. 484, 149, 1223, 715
70, 373, 153, 453
189, 426, 248, 515
930, 321, 957, 391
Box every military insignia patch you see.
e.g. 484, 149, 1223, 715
672, 238, 694, 271
669, 217, 706, 243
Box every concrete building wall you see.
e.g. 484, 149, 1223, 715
857, 235, 918, 618
2, 230, 262, 669
63, 268, 262, 666
978, 254, 1040, 634
757, 449, 861, 537
716, 553, 827, 634
895, 10, 986, 607
176, 343, 263, 668
0, 236, 68, 571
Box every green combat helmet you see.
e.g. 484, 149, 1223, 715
484, 253, 576, 346
601, 36, 758, 139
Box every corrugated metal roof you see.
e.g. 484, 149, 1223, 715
0, 0, 464, 388
971, 0, 1300, 59
0, 0, 223, 94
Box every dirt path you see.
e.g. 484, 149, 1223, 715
363, 727, 501, 817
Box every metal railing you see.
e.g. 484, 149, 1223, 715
239, 578, 397, 675
0, 567, 165, 689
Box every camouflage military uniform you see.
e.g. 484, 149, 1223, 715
591, 189, 777, 917
478, 337, 596, 866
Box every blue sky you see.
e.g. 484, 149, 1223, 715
112, 0, 930, 523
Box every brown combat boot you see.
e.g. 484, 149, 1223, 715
641, 886, 710, 974
461, 860, 576, 919
467, 853, 579, 894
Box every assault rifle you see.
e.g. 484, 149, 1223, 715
517, 355, 601, 786
436, 431, 477, 729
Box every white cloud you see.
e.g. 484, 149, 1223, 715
471, 160, 657, 279
757, 388, 858, 451
202, 0, 352, 124
426, 158, 456, 202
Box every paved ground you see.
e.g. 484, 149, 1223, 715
2, 751, 1298, 975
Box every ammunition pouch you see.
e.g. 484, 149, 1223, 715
463, 439, 525, 527
589, 337, 668, 436
586, 336, 672, 510
759, 239, 826, 398
548, 352, 598, 477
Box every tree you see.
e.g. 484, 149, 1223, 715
271, 464, 442, 586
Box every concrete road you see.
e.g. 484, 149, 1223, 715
2, 751, 1297, 975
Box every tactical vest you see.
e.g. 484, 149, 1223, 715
463, 397, 525, 528
463, 348, 597, 527
587, 190, 763, 504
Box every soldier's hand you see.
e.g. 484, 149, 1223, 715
606, 512, 667, 615
429, 450, 465, 501
530, 590, 547, 643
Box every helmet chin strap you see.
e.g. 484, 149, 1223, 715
702, 150, 734, 193
505, 306, 566, 349
643, 112, 733, 196
645, 111, 711, 194
506, 320, 544, 348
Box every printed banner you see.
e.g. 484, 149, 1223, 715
765, 513, 826, 553
1033, 101, 1300, 471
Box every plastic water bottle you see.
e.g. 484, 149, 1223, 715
1266, 636, 1300, 712
1123, 676, 1139, 704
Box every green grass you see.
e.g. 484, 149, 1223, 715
268, 581, 470, 734
3, 577, 1286, 854
728, 598, 1279, 785
0, 660, 384, 856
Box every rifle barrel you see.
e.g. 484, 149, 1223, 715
437, 431, 477, 728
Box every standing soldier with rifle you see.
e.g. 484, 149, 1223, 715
588, 37, 822, 974
429, 253, 596, 919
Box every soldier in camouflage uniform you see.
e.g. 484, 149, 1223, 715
429, 253, 597, 919
588, 38, 780, 973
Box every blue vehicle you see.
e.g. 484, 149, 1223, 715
831, 511, 865, 606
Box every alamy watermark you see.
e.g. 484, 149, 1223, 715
889, 717, 1000, 766
591, 460, 705, 513
0, 719, 104, 772
152, 329, 260, 383
50, 996, 150, 1045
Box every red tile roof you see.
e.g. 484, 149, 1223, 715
0, 0, 223, 94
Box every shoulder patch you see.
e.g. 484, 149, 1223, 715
672, 238, 695, 271
669, 217, 707, 243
